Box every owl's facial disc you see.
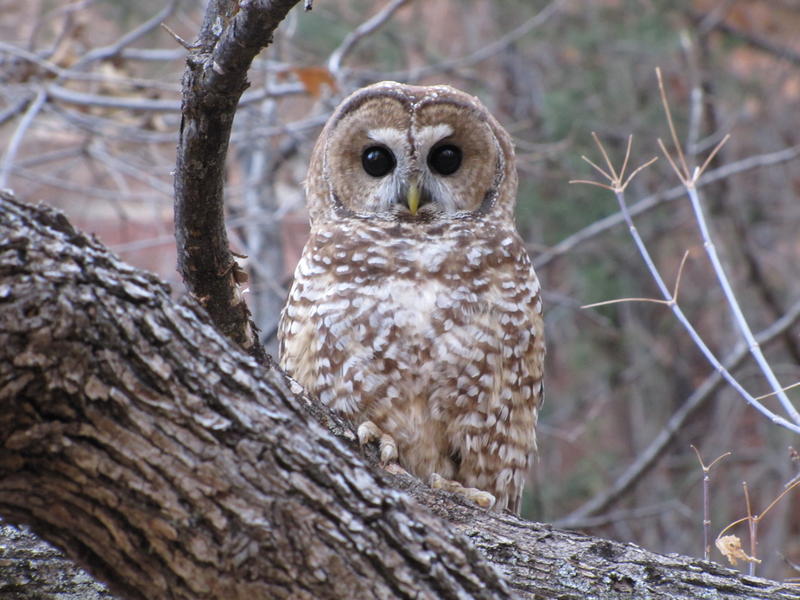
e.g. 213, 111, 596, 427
321, 93, 507, 221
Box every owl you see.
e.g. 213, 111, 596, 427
278, 81, 545, 514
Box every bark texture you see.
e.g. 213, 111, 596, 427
2, 191, 800, 600
0, 523, 113, 599
173, 0, 300, 364
0, 192, 506, 599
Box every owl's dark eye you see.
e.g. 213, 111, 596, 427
428, 144, 462, 176
361, 146, 396, 177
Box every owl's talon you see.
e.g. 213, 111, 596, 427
357, 421, 399, 466
357, 420, 381, 446
430, 473, 496, 510
379, 433, 398, 464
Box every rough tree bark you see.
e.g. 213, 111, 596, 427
2, 1, 798, 598
173, 0, 301, 365
2, 191, 798, 600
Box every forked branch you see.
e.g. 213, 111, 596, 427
655, 67, 800, 427
572, 132, 800, 436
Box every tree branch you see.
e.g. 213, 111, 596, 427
173, 0, 301, 365
2, 191, 799, 599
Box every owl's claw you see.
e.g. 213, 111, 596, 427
430, 473, 496, 510
357, 420, 381, 446
357, 420, 398, 465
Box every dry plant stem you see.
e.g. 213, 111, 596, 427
574, 133, 800, 433
684, 184, 800, 425
560, 297, 800, 527
534, 143, 800, 269
581, 250, 690, 310
743, 482, 758, 577
691, 446, 731, 561
613, 187, 800, 435
174, 0, 302, 364
715, 479, 800, 575
655, 66, 800, 426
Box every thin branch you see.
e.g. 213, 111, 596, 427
581, 250, 691, 310
0, 89, 47, 189
328, 0, 411, 76
695, 134, 730, 181
160, 22, 194, 51
743, 482, 757, 576
535, 144, 800, 269
559, 297, 800, 526
698, 9, 800, 66
371, 0, 564, 83
680, 162, 800, 425
691, 446, 731, 561
47, 84, 182, 112
572, 136, 800, 436
680, 29, 704, 155
71, 0, 179, 70
755, 382, 800, 401
0, 39, 187, 92
656, 67, 690, 181
653, 70, 797, 424
571, 133, 658, 193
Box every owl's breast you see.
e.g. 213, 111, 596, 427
279, 218, 542, 411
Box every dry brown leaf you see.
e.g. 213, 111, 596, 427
290, 66, 337, 97
715, 535, 761, 566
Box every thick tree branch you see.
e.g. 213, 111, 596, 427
0, 523, 114, 599
0, 192, 506, 600
173, 0, 300, 365
2, 192, 800, 599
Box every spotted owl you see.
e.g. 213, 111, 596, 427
278, 81, 545, 514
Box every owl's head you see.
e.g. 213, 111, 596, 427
305, 81, 518, 225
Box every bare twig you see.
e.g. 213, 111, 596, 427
558, 298, 800, 527
716, 480, 800, 575
691, 446, 731, 561
581, 249, 690, 310
743, 482, 757, 576
534, 144, 800, 269
0, 89, 47, 190
573, 136, 800, 436
328, 0, 411, 76
47, 85, 181, 112
656, 68, 800, 427
680, 30, 704, 156
71, 0, 178, 70
119, 47, 186, 61
0, 40, 181, 91
373, 0, 564, 83
160, 22, 194, 51
697, 9, 800, 66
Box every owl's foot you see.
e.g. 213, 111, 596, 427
357, 420, 398, 465
430, 473, 496, 510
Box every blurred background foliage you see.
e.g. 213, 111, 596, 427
2, 0, 800, 581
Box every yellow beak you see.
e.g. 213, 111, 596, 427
406, 183, 421, 216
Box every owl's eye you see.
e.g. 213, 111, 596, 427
428, 144, 462, 176
361, 146, 396, 177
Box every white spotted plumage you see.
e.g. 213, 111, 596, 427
279, 82, 545, 514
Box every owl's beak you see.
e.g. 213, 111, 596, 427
406, 183, 421, 216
